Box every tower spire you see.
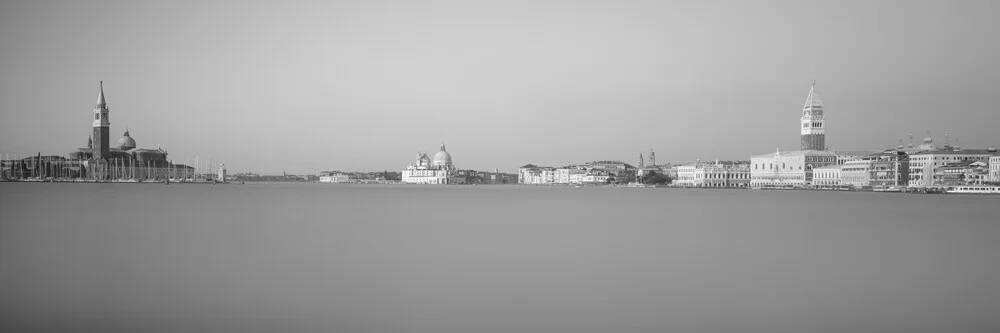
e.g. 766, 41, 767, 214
803, 81, 823, 109
800, 81, 826, 150
96, 81, 107, 107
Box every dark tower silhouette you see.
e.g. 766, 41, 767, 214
92, 81, 110, 159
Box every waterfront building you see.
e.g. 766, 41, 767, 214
557, 167, 586, 184
518, 164, 594, 185
840, 159, 873, 188
672, 161, 750, 188
908, 147, 996, 187
518, 164, 546, 184
868, 150, 910, 187
401, 143, 462, 184
812, 165, 842, 186
936, 160, 990, 186
800, 81, 826, 151
991, 153, 1000, 183
319, 173, 350, 183
750, 149, 838, 187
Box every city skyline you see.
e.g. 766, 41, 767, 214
2, 0, 998, 174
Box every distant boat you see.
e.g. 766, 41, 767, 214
946, 186, 1000, 194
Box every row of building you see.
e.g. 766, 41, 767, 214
746, 81, 999, 189
510, 81, 999, 189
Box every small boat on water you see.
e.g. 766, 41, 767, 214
946, 186, 1000, 194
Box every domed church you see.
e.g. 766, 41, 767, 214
401, 143, 465, 184
64, 82, 192, 180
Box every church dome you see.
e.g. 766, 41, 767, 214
433, 144, 452, 166
117, 129, 136, 150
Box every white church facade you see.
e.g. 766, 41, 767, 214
401, 143, 465, 184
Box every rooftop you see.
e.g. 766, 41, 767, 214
751, 149, 838, 158
911, 148, 999, 156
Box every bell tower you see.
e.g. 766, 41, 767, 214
92, 81, 110, 159
800, 81, 826, 151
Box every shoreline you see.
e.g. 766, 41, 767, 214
4, 179, 996, 195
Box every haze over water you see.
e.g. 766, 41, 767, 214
2, 183, 1000, 333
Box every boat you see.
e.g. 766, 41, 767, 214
946, 186, 1000, 194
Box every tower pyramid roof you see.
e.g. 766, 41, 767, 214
803, 81, 823, 109
96, 81, 107, 107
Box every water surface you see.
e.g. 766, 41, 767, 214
2, 183, 999, 333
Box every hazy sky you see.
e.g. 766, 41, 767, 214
1, 0, 997, 173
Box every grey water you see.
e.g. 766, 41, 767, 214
1, 183, 999, 333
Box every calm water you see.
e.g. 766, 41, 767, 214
2, 183, 999, 333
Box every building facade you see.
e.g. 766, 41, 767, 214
750, 150, 838, 187
868, 150, 910, 187
319, 173, 350, 183
402, 144, 460, 184
840, 159, 873, 188
672, 162, 750, 188
812, 165, 842, 186
800, 81, 826, 151
991, 155, 1000, 183
908, 148, 996, 187
519, 164, 601, 185
936, 160, 990, 186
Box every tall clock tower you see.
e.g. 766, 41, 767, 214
92, 81, 110, 159
800, 81, 825, 151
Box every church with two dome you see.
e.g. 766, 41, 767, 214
401, 143, 465, 184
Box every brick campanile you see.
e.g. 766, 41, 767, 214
800, 81, 826, 151
92, 81, 110, 159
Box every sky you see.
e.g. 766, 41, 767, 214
1, 0, 998, 174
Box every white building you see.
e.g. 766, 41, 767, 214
840, 160, 873, 188
319, 173, 350, 183
672, 162, 750, 188
812, 165, 842, 186
991, 154, 1000, 183
402, 143, 461, 184
750, 149, 838, 187
519, 165, 589, 185
908, 147, 996, 187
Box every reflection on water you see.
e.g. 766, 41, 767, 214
2, 183, 999, 333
